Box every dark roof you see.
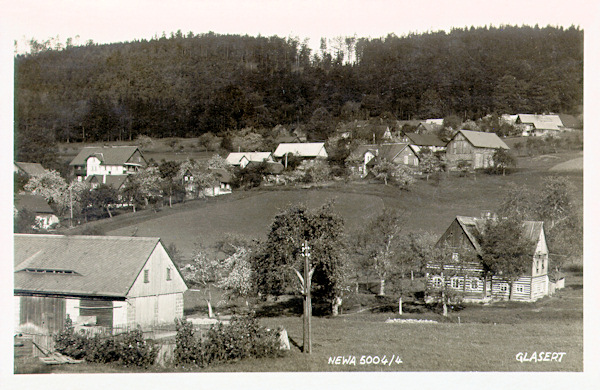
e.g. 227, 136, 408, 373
417, 122, 443, 133
15, 194, 55, 214
70, 146, 144, 166
14, 162, 48, 177
558, 114, 580, 129
211, 168, 232, 183
453, 216, 543, 255
404, 133, 446, 147
85, 175, 129, 189
245, 161, 285, 174
453, 130, 509, 150
14, 234, 162, 298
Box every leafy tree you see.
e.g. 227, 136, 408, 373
181, 245, 220, 317
216, 245, 254, 306
371, 159, 415, 188
252, 203, 347, 314
351, 210, 403, 296
14, 207, 37, 233
491, 149, 516, 175
497, 184, 536, 219
477, 217, 532, 300
536, 176, 575, 228
300, 159, 331, 184
23, 170, 68, 214
418, 149, 443, 181
158, 160, 184, 207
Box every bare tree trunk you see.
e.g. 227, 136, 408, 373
106, 206, 113, 218
331, 296, 342, 316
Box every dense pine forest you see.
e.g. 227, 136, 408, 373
15, 25, 582, 163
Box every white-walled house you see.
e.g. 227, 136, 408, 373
14, 234, 187, 333
70, 146, 147, 181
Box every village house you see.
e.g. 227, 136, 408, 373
426, 215, 550, 303
273, 142, 328, 168
180, 168, 233, 198
336, 120, 393, 141
354, 142, 420, 176
14, 234, 188, 334
516, 114, 563, 137
399, 132, 447, 153
70, 146, 147, 181
445, 129, 509, 169
225, 152, 274, 168
14, 194, 59, 230
85, 174, 129, 190
414, 121, 443, 135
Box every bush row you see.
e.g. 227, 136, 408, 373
54, 317, 158, 368
174, 314, 282, 367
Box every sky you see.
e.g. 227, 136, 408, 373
1, 0, 598, 54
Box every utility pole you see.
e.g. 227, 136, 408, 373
69, 185, 73, 228
293, 241, 315, 353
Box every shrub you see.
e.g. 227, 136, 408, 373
174, 314, 282, 367
54, 316, 90, 359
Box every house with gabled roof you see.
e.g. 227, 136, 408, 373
415, 122, 443, 135
225, 152, 274, 168
273, 142, 328, 167
14, 194, 59, 230
14, 234, 187, 334
85, 174, 130, 190
445, 130, 509, 169
516, 114, 563, 137
353, 142, 420, 176
70, 146, 147, 181
400, 132, 447, 153
426, 215, 550, 303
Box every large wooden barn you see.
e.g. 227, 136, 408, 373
445, 130, 509, 169
426, 216, 549, 303
14, 234, 188, 334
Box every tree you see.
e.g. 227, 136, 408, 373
491, 149, 516, 175
252, 203, 347, 314
216, 245, 254, 306
370, 159, 415, 188
158, 160, 184, 207
497, 184, 536, 220
14, 207, 37, 233
418, 149, 443, 181
23, 170, 68, 215
477, 217, 531, 300
181, 245, 220, 317
536, 176, 575, 228
351, 210, 403, 296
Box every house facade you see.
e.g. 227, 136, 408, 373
445, 130, 510, 169
426, 216, 549, 303
354, 143, 419, 176
70, 146, 147, 181
225, 152, 274, 168
516, 114, 563, 137
14, 234, 187, 333
14, 194, 60, 230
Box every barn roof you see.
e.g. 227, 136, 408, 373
451, 216, 543, 255
273, 143, 327, 158
417, 122, 443, 133
517, 114, 562, 131
454, 130, 510, 150
15, 194, 55, 214
557, 114, 579, 129
14, 162, 48, 177
404, 133, 447, 147
14, 234, 161, 298
226, 152, 272, 165
70, 146, 145, 166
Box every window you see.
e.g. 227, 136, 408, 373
432, 276, 443, 288
166, 268, 172, 281
470, 279, 479, 290
516, 285, 525, 293
144, 270, 149, 283
451, 278, 460, 289
452, 253, 459, 262
500, 284, 509, 292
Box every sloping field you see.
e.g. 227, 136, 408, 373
107, 190, 385, 257
549, 157, 583, 172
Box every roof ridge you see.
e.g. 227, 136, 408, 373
15, 233, 159, 242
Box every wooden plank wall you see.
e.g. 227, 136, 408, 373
19, 296, 65, 334
80, 300, 114, 328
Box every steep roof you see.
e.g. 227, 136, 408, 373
14, 234, 161, 298
417, 122, 443, 133
452, 216, 543, 255
455, 130, 510, 150
15, 194, 55, 214
404, 133, 446, 147
517, 114, 562, 131
557, 114, 579, 129
211, 168, 232, 183
14, 162, 48, 177
70, 146, 145, 166
273, 143, 327, 158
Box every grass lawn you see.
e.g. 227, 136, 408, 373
78, 150, 583, 260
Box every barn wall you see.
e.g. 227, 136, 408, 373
127, 242, 188, 298
18, 296, 66, 334
80, 299, 114, 327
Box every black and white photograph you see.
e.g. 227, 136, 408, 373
2, 1, 598, 388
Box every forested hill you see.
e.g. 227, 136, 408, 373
16, 25, 582, 145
